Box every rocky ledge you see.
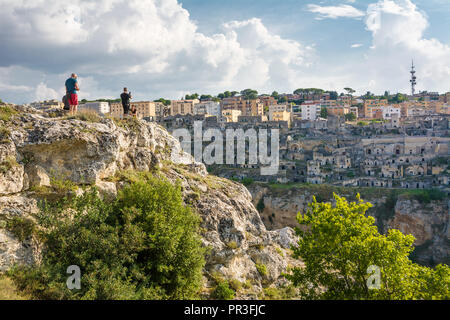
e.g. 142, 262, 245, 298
0, 105, 300, 299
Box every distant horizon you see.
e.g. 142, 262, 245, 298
16, 88, 446, 105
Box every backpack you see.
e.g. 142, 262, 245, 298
62, 94, 70, 110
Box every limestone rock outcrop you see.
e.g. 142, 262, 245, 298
0, 106, 299, 296
248, 183, 449, 266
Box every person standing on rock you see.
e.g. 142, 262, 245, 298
120, 87, 132, 118
65, 73, 80, 115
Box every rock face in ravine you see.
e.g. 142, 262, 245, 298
248, 183, 449, 267
0, 105, 300, 299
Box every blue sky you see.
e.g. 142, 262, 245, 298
0, 0, 449, 104
182, 0, 450, 74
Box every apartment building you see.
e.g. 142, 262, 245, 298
110, 101, 156, 119
327, 105, 350, 117
170, 99, 200, 116
220, 97, 263, 116
30, 99, 63, 110
221, 109, 242, 123
269, 110, 291, 127
301, 102, 321, 121
259, 96, 278, 108
382, 106, 401, 120
193, 101, 221, 117
155, 102, 169, 118
79, 102, 110, 114
363, 99, 388, 119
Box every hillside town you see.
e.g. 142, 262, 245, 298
26, 83, 450, 195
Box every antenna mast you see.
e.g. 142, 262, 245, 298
410, 60, 417, 96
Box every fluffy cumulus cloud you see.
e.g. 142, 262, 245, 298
0, 0, 313, 103
0, 0, 448, 103
362, 0, 450, 93
307, 4, 365, 19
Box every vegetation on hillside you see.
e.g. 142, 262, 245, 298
285, 194, 449, 300
9, 174, 206, 300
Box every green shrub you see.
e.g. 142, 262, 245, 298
212, 281, 235, 300
256, 197, 265, 213
255, 263, 268, 277
6, 217, 35, 242
0, 126, 11, 141
241, 177, 254, 186
263, 287, 281, 300
0, 105, 18, 122
0, 157, 18, 174
228, 279, 242, 292
227, 241, 238, 250
404, 189, 446, 204
9, 175, 206, 300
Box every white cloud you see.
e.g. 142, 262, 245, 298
0, 0, 314, 103
0, 0, 448, 103
351, 43, 363, 48
35, 82, 59, 101
362, 0, 450, 94
307, 4, 365, 19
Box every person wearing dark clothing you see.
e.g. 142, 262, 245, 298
62, 93, 70, 111
130, 105, 137, 118
120, 88, 132, 117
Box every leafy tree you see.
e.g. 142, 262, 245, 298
344, 112, 356, 121
320, 107, 328, 119
9, 175, 206, 300
294, 88, 324, 95
200, 94, 212, 101
389, 93, 408, 104
217, 91, 237, 99
185, 93, 199, 100
278, 96, 287, 103
285, 194, 450, 300
326, 91, 338, 100
240, 89, 258, 100
344, 88, 356, 96
363, 91, 377, 100
271, 91, 279, 99
154, 98, 171, 106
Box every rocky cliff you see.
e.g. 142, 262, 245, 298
248, 183, 449, 266
0, 105, 300, 299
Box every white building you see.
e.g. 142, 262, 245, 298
193, 101, 221, 117
79, 102, 110, 115
301, 102, 321, 121
382, 106, 401, 120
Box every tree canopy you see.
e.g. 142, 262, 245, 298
185, 93, 199, 100
294, 88, 324, 95
154, 98, 171, 106
285, 194, 449, 300
240, 89, 258, 100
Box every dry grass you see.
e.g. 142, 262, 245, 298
0, 275, 28, 300
65, 109, 101, 123
0, 105, 18, 122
